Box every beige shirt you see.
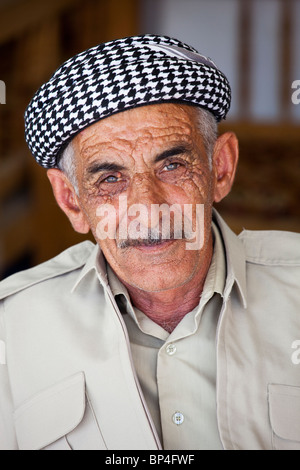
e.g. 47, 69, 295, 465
107, 223, 225, 449
1, 210, 300, 450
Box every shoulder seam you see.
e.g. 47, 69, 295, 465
245, 256, 300, 266
0, 241, 95, 299
239, 229, 300, 266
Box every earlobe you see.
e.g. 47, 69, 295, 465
213, 132, 239, 203
47, 169, 90, 234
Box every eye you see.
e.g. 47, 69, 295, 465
104, 175, 119, 183
158, 159, 187, 183
101, 172, 122, 184
95, 171, 128, 196
163, 162, 181, 171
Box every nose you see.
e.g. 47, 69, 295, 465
124, 172, 169, 235
127, 172, 167, 207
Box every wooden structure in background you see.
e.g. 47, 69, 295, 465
219, 0, 300, 234
0, 0, 299, 280
0, 0, 139, 279
218, 122, 300, 234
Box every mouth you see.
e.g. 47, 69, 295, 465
117, 236, 178, 252
134, 239, 176, 252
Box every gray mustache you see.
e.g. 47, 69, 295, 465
117, 233, 177, 249
118, 238, 170, 249
116, 224, 193, 249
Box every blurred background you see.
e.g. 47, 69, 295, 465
0, 0, 299, 279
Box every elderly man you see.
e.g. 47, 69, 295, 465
0, 35, 300, 451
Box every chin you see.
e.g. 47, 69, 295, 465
100, 237, 205, 291
121, 261, 199, 293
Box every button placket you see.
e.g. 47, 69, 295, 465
166, 343, 177, 355
172, 412, 184, 425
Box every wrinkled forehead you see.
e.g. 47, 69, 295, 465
72, 103, 202, 161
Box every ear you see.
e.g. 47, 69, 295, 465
47, 169, 90, 234
212, 131, 239, 203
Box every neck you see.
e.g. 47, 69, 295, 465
122, 235, 213, 333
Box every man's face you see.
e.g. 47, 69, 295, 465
72, 103, 216, 292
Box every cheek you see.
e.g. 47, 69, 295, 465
77, 189, 116, 238
176, 168, 214, 204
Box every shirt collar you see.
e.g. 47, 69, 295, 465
107, 263, 130, 299
72, 209, 247, 309
212, 208, 247, 308
106, 219, 225, 299
71, 243, 108, 293
202, 220, 226, 299
106, 220, 227, 341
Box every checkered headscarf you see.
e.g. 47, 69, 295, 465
24, 34, 231, 168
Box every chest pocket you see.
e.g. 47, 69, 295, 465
268, 383, 300, 450
13, 372, 107, 450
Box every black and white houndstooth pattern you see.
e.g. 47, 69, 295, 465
24, 34, 231, 168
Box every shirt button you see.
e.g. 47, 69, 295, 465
166, 343, 177, 355
172, 412, 184, 425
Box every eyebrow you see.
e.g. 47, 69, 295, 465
153, 144, 191, 163
87, 162, 126, 175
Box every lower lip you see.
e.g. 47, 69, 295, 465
134, 240, 176, 252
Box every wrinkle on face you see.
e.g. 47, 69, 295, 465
70, 103, 215, 293
76, 121, 210, 203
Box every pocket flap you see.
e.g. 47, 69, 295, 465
268, 383, 300, 441
14, 372, 85, 450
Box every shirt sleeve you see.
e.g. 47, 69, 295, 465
0, 301, 18, 449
